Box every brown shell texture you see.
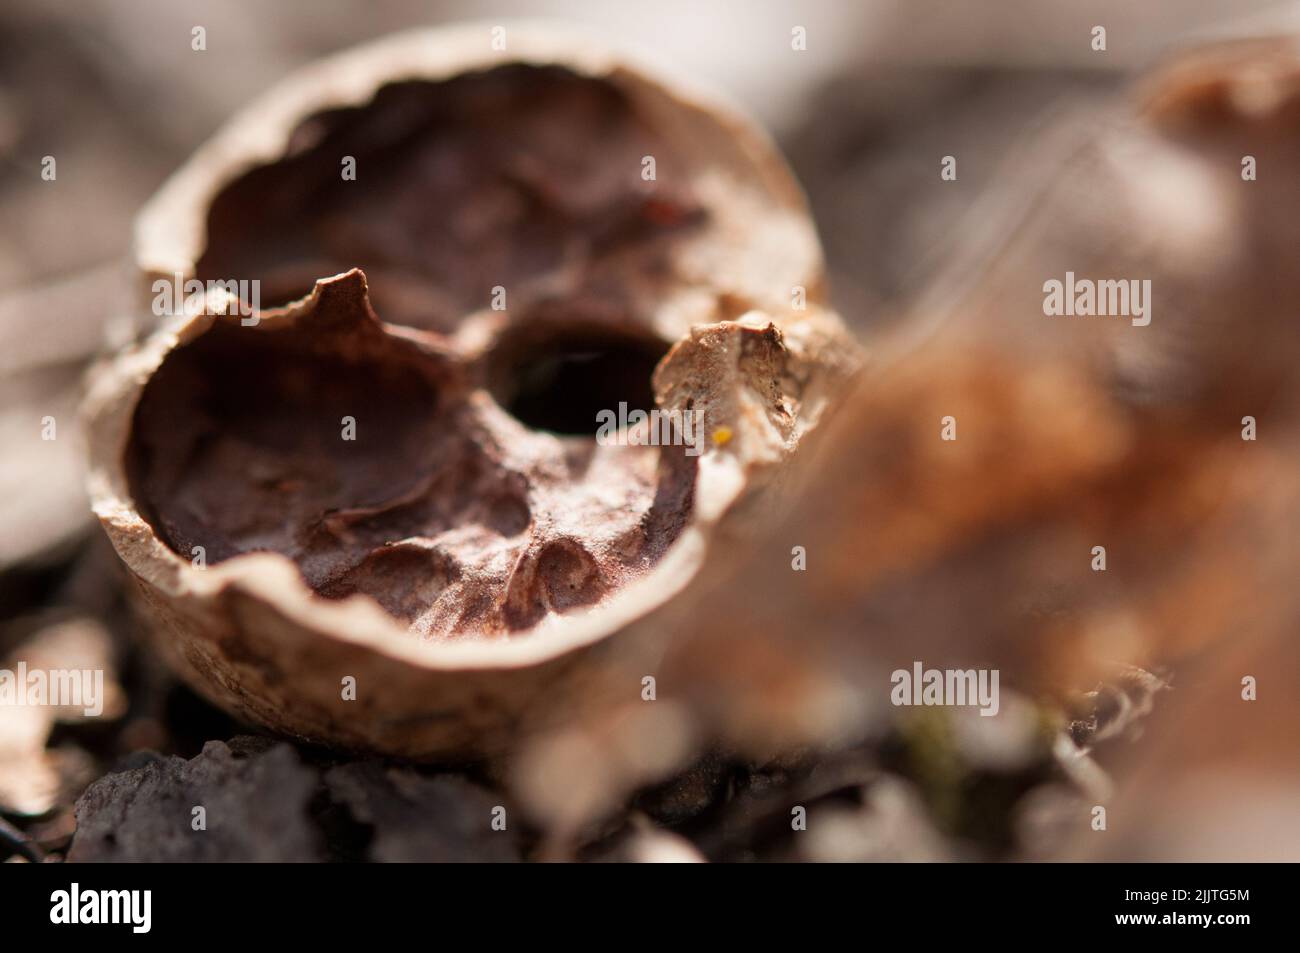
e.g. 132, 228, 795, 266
83, 25, 859, 759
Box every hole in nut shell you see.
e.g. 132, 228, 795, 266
488, 321, 670, 437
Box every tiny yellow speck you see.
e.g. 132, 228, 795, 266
712, 426, 733, 446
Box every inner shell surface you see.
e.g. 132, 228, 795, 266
131, 65, 709, 640
196, 65, 703, 332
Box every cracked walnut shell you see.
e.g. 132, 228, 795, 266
83, 24, 857, 758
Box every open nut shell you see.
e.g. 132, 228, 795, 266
84, 24, 858, 759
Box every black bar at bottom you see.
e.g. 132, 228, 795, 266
0, 862, 1281, 939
